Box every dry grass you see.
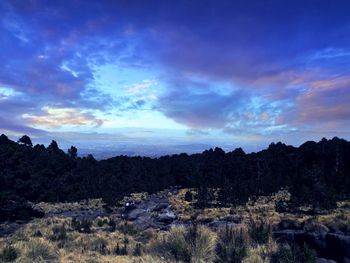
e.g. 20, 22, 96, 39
243, 238, 278, 263
169, 188, 350, 235
1, 189, 349, 262
0, 216, 159, 263
150, 224, 217, 263
32, 199, 104, 213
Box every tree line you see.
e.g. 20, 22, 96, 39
1, 134, 350, 221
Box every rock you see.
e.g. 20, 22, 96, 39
304, 223, 329, 235
134, 214, 153, 230
157, 210, 176, 223
316, 258, 337, 263
278, 219, 301, 230
123, 202, 136, 213
274, 229, 350, 263
126, 209, 146, 221
326, 233, 350, 261
152, 203, 168, 212
207, 220, 238, 229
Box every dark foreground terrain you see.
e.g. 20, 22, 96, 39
1, 134, 350, 262
1, 188, 349, 262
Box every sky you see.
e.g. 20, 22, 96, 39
1, 0, 350, 157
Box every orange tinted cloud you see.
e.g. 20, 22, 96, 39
23, 106, 103, 128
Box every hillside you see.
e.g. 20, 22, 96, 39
1, 134, 350, 223
1, 188, 349, 262
1, 134, 350, 261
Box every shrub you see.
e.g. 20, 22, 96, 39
108, 218, 116, 232
71, 218, 92, 233
157, 224, 216, 263
118, 221, 137, 235
115, 237, 129, 256
32, 230, 43, 237
97, 219, 104, 227
1, 245, 18, 262
133, 243, 142, 256
121, 238, 129, 255
243, 238, 278, 263
166, 225, 190, 262
49, 225, 67, 241
96, 217, 109, 227
275, 200, 288, 213
248, 222, 271, 245
216, 226, 249, 263
271, 243, 316, 263
189, 225, 216, 263
90, 237, 108, 255
23, 238, 58, 262
185, 191, 193, 202
115, 243, 121, 255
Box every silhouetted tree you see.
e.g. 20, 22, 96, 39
47, 140, 59, 152
18, 135, 32, 147
0, 134, 349, 222
68, 146, 78, 159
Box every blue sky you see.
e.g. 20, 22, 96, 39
1, 0, 350, 156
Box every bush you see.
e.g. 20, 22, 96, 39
271, 243, 316, 263
115, 243, 121, 255
97, 219, 104, 227
248, 222, 271, 245
1, 245, 18, 262
121, 237, 129, 255
108, 218, 116, 232
32, 230, 43, 237
185, 191, 193, 202
275, 200, 288, 213
49, 225, 67, 241
133, 243, 142, 256
166, 226, 191, 262
243, 238, 278, 263
71, 218, 92, 233
216, 226, 249, 263
118, 221, 137, 235
23, 239, 58, 262
90, 237, 108, 255
157, 224, 216, 263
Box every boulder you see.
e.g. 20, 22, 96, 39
126, 209, 146, 221
274, 229, 350, 262
152, 203, 169, 212
157, 210, 176, 223
325, 233, 350, 261
316, 258, 337, 263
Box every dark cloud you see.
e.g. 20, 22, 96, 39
156, 81, 250, 129
0, 0, 350, 142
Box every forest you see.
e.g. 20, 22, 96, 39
1, 134, 350, 222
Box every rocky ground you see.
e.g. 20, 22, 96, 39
1, 188, 350, 262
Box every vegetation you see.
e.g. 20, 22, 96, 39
150, 224, 217, 263
1, 134, 350, 222
216, 226, 249, 263
0, 134, 349, 261
0, 246, 18, 262
1, 188, 349, 262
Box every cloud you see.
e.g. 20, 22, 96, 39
295, 77, 350, 124
1, 0, 350, 147
155, 78, 248, 129
23, 106, 103, 128
0, 116, 46, 136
